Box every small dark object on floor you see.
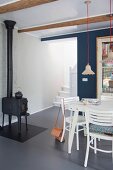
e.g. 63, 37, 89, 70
55, 137, 65, 142
0, 122, 47, 143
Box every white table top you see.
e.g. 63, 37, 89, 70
69, 100, 113, 112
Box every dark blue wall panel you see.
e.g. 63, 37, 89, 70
41, 28, 112, 99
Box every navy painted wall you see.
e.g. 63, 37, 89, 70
41, 28, 112, 99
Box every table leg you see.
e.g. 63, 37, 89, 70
68, 110, 78, 154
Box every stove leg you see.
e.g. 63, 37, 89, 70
25, 114, 28, 131
2, 113, 4, 128
9, 115, 12, 128
18, 116, 21, 134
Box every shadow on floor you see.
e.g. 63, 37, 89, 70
0, 122, 47, 142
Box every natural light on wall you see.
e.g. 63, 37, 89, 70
44, 38, 77, 96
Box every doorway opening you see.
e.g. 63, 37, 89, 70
44, 37, 77, 99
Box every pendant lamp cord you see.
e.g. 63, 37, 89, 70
87, 1, 89, 64
110, 0, 112, 48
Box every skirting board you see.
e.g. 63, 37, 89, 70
30, 105, 53, 115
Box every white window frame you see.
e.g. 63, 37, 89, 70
96, 36, 113, 99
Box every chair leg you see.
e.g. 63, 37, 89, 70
91, 136, 93, 145
69, 110, 73, 129
76, 124, 79, 150
94, 137, 97, 154
84, 135, 90, 167
83, 125, 87, 136
60, 127, 65, 142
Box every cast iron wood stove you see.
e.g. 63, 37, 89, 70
2, 20, 29, 134
2, 97, 29, 134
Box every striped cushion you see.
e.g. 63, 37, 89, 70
89, 124, 113, 135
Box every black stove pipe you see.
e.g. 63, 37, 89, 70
4, 20, 16, 98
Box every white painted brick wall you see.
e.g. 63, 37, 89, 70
0, 24, 7, 125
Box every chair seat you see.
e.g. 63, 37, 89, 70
89, 124, 113, 135
66, 115, 86, 124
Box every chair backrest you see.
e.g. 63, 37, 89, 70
86, 109, 113, 127
63, 96, 79, 109
63, 96, 79, 102
60, 96, 79, 116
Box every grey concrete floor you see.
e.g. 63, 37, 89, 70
0, 106, 112, 170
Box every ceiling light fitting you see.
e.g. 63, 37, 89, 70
82, 0, 95, 75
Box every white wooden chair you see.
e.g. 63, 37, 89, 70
84, 109, 113, 167
60, 97, 86, 150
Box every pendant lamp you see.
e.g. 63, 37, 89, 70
101, 0, 113, 63
82, 0, 95, 75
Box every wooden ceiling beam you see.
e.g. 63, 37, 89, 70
0, 0, 57, 14
18, 14, 113, 33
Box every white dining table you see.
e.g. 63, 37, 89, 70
68, 100, 113, 154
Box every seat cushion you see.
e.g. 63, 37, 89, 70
89, 124, 113, 135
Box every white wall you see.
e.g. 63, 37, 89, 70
14, 34, 77, 114
47, 39, 77, 87
14, 32, 65, 114
0, 22, 77, 125
0, 23, 65, 125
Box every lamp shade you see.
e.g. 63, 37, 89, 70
82, 64, 95, 75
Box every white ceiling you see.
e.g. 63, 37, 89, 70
0, 0, 112, 38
